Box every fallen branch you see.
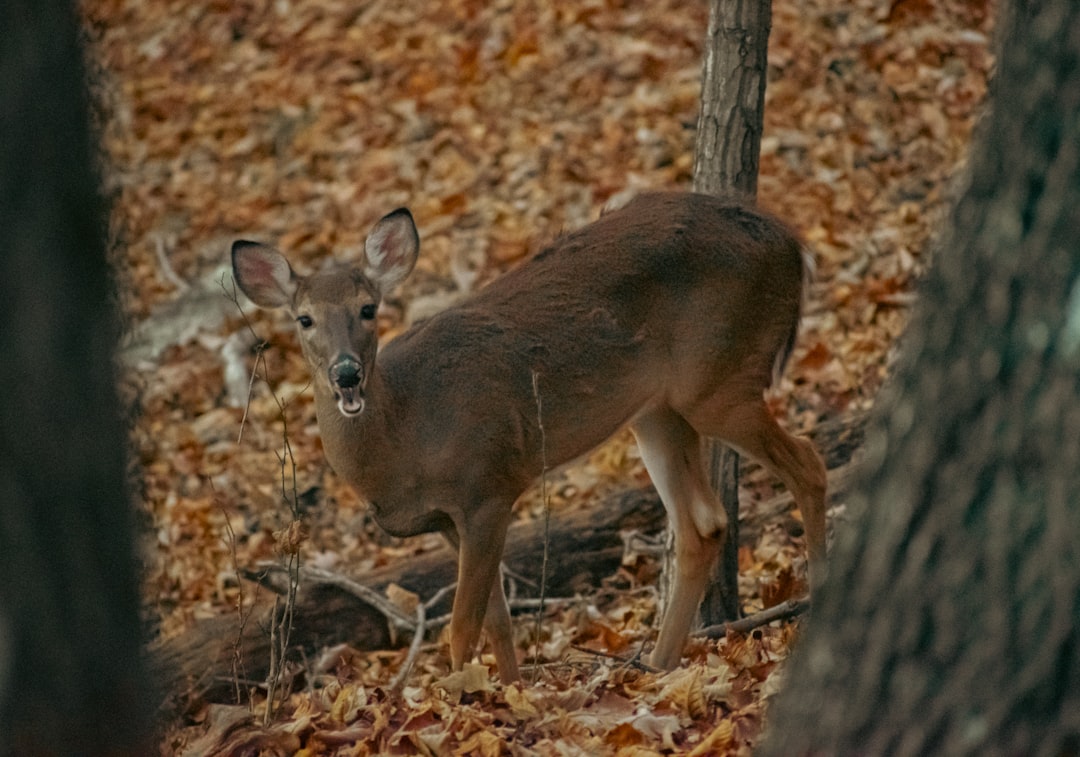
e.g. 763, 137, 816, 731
698, 596, 810, 639
389, 602, 427, 693
567, 644, 658, 674
248, 563, 416, 631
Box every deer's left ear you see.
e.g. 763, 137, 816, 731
363, 208, 419, 294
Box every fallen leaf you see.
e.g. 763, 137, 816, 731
504, 682, 540, 720
434, 662, 494, 700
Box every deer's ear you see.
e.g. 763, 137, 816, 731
363, 208, 419, 294
231, 240, 297, 309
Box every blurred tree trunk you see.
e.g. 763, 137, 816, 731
691, 0, 773, 624
760, 2, 1080, 754
0, 2, 149, 755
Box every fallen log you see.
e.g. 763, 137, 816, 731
150, 582, 394, 714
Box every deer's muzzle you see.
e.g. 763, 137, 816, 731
329, 358, 365, 416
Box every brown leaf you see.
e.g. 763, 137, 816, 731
605, 721, 645, 749
760, 566, 804, 609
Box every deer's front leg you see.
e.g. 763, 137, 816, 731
483, 565, 520, 682
447, 503, 515, 679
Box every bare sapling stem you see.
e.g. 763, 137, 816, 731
264, 404, 303, 723
214, 477, 258, 708
220, 275, 268, 444
224, 274, 306, 722
531, 371, 551, 683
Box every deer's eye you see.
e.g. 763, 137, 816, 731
359, 304, 377, 320
297, 315, 314, 329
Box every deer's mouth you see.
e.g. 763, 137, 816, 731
329, 359, 365, 417
334, 386, 365, 416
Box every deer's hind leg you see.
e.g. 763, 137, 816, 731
687, 395, 828, 594
632, 407, 726, 670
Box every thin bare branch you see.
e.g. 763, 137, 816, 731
530, 370, 552, 683
388, 602, 427, 694
697, 596, 810, 639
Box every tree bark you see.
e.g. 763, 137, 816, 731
760, 2, 1080, 754
691, 0, 773, 624
692, 0, 772, 197
0, 2, 149, 754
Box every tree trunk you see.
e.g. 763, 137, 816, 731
692, 0, 772, 196
691, 0, 773, 624
0, 2, 149, 754
760, 2, 1080, 754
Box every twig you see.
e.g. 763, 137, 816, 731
425, 594, 576, 632
263, 401, 304, 724
502, 564, 538, 591
505, 596, 576, 611
248, 564, 470, 632
568, 644, 660, 674
530, 370, 552, 683
215, 482, 258, 709
222, 274, 306, 723
265, 595, 283, 722
388, 602, 427, 694
424, 582, 458, 612
237, 352, 264, 444
697, 596, 810, 639
219, 274, 269, 444
297, 566, 417, 630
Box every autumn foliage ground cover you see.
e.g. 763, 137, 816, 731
81, 0, 992, 753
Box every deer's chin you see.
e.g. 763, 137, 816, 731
334, 387, 366, 416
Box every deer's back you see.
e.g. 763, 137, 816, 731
380, 192, 805, 479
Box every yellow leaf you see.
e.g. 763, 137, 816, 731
457, 728, 505, 757
504, 682, 540, 719
658, 666, 707, 719
688, 719, 734, 757
330, 684, 366, 724
434, 662, 494, 700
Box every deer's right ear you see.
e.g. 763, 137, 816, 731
231, 240, 297, 309
363, 208, 419, 294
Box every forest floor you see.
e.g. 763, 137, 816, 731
82, 0, 993, 753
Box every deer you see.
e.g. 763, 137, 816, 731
231, 191, 827, 684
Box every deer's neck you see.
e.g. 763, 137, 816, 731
312, 368, 398, 498
313, 369, 449, 537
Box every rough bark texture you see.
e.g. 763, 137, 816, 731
691, 0, 773, 623
692, 0, 772, 197
0, 2, 150, 754
760, 3, 1080, 754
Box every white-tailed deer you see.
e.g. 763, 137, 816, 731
232, 191, 827, 682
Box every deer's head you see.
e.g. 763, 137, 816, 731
231, 208, 419, 417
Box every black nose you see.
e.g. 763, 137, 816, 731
329, 359, 362, 388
